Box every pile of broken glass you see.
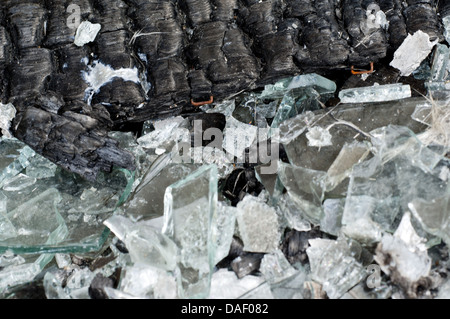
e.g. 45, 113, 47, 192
0, 37, 450, 300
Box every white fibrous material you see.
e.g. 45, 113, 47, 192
0, 103, 16, 138
82, 61, 141, 104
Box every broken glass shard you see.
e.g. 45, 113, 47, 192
138, 116, 190, 153
275, 192, 312, 232
259, 249, 297, 284
279, 98, 429, 170
208, 269, 265, 299
119, 156, 198, 221
390, 30, 438, 77
338, 83, 411, 104
162, 165, 218, 299
213, 202, 237, 265
278, 162, 325, 225
325, 141, 370, 192
235, 195, 281, 253
306, 237, 366, 299
270, 267, 308, 299
429, 44, 450, 83
259, 73, 336, 100
105, 215, 178, 271
222, 116, 258, 161
117, 263, 177, 299
320, 198, 345, 237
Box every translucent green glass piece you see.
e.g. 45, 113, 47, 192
162, 165, 218, 299
0, 161, 133, 254
270, 88, 320, 131
0, 139, 36, 187
236, 195, 281, 253
342, 157, 401, 234
339, 83, 411, 104
260, 73, 336, 100
25, 155, 57, 179
429, 44, 450, 82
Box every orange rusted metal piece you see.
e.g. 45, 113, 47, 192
351, 62, 374, 75
191, 96, 214, 107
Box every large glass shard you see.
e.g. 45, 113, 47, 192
162, 165, 218, 299
235, 195, 281, 253
278, 162, 325, 225
270, 89, 320, 131
104, 215, 177, 271
338, 83, 412, 104
280, 98, 429, 170
306, 237, 366, 299
325, 141, 371, 192
118, 155, 198, 221
275, 193, 311, 232
259, 73, 336, 100
269, 268, 308, 299
0, 139, 36, 187
342, 157, 401, 237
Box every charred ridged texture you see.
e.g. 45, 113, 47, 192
342, 0, 388, 65
185, 0, 260, 100
439, 0, 450, 17
403, 0, 442, 41
238, 0, 300, 84
378, 0, 407, 49
126, 0, 190, 120
287, 0, 351, 68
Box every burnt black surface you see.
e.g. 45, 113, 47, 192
0, 0, 445, 179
